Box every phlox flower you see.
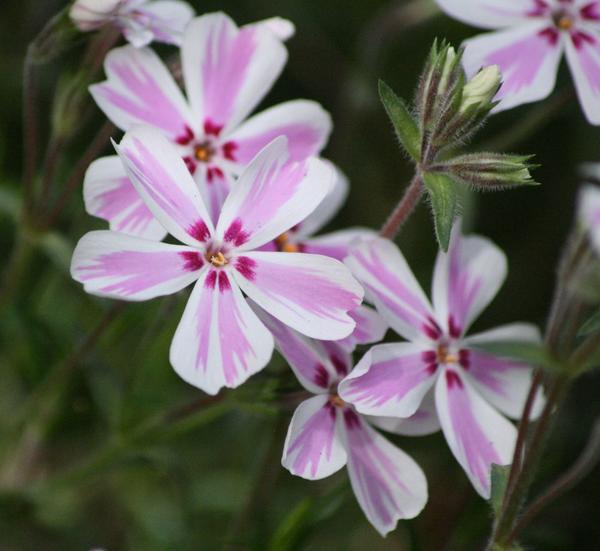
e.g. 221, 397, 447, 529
84, 12, 331, 237
254, 305, 428, 536
437, 0, 600, 124
71, 127, 363, 395
260, 165, 376, 261
69, 0, 195, 47
338, 225, 544, 497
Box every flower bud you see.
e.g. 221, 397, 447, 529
460, 65, 502, 114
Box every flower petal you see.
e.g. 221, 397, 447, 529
435, 369, 517, 498
226, 100, 332, 169
194, 165, 233, 225
215, 137, 335, 251
578, 183, 600, 253
138, 0, 195, 46
282, 395, 347, 480
83, 156, 166, 240
432, 224, 507, 338
232, 251, 363, 340
342, 411, 428, 535
116, 126, 214, 247
294, 162, 349, 239
335, 305, 388, 352
69, 0, 120, 31
368, 390, 440, 436
436, 0, 540, 29
463, 323, 545, 419
302, 228, 377, 262
247, 17, 296, 41
462, 23, 563, 113
170, 270, 274, 395
252, 304, 347, 393
339, 343, 437, 418
345, 238, 436, 342
90, 45, 194, 139
182, 12, 287, 132
71, 230, 202, 300
565, 26, 600, 125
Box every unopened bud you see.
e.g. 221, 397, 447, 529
460, 65, 501, 114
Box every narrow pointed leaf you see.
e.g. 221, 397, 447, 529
422, 171, 457, 251
470, 340, 564, 373
379, 80, 421, 162
579, 308, 600, 337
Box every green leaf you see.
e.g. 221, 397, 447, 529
489, 463, 511, 517
379, 80, 421, 162
422, 171, 458, 251
471, 340, 563, 373
579, 308, 600, 337
268, 498, 313, 551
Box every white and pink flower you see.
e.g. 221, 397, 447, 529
437, 0, 600, 123
338, 225, 544, 497
84, 12, 331, 237
71, 127, 363, 395
254, 305, 428, 536
69, 0, 195, 47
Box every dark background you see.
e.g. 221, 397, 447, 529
1, 0, 599, 549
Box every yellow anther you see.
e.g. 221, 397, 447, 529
437, 344, 458, 365
276, 232, 299, 253
329, 394, 346, 408
194, 143, 213, 162
210, 251, 227, 267
558, 16, 573, 30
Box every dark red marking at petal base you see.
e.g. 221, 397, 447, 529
330, 354, 348, 376
207, 166, 224, 183
205, 270, 217, 289
445, 370, 463, 390
222, 141, 238, 161
235, 256, 257, 280
175, 125, 194, 145
571, 29, 596, 49
188, 220, 210, 242
314, 364, 330, 388
343, 408, 361, 429
179, 251, 203, 272
325, 401, 337, 420
423, 316, 443, 340
459, 349, 471, 370
448, 315, 462, 339
426, 363, 439, 375
182, 155, 197, 174
218, 271, 231, 292
538, 27, 559, 46
581, 2, 600, 21
204, 119, 223, 136
224, 218, 250, 246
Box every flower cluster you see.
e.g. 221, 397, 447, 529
68, 5, 564, 537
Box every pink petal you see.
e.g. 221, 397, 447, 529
252, 304, 350, 393
83, 156, 166, 240
432, 224, 507, 338
282, 395, 347, 479
215, 137, 335, 251
463, 323, 545, 419
194, 164, 233, 225
342, 411, 428, 535
71, 230, 202, 300
116, 126, 214, 247
170, 269, 274, 395
226, 100, 332, 168
335, 305, 388, 352
368, 390, 440, 436
302, 228, 377, 262
138, 0, 195, 46
246, 17, 296, 41
69, 0, 120, 31
339, 343, 437, 418
90, 46, 194, 139
437, 0, 543, 29
462, 22, 563, 113
181, 13, 287, 132
435, 369, 517, 498
578, 183, 600, 253
232, 251, 363, 340
345, 238, 437, 342
565, 25, 600, 124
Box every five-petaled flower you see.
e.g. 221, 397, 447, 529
84, 12, 331, 238
338, 225, 544, 497
260, 165, 376, 261
71, 127, 363, 395
437, 0, 600, 124
253, 304, 429, 536
69, 0, 195, 47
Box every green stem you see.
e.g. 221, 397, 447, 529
0, 229, 36, 313
22, 48, 38, 215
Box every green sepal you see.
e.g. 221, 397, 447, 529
379, 80, 422, 162
422, 171, 458, 252
489, 463, 511, 517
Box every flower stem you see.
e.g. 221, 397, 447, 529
379, 173, 424, 239
0, 229, 36, 313
22, 48, 38, 216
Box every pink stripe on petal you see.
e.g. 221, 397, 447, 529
282, 395, 347, 480
170, 270, 274, 395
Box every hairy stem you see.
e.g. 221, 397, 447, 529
379, 174, 424, 239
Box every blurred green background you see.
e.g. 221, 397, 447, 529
1, 0, 599, 549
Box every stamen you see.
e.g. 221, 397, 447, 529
194, 142, 214, 163
558, 15, 573, 30
329, 394, 346, 408
209, 251, 227, 267
275, 232, 300, 253
437, 344, 458, 365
